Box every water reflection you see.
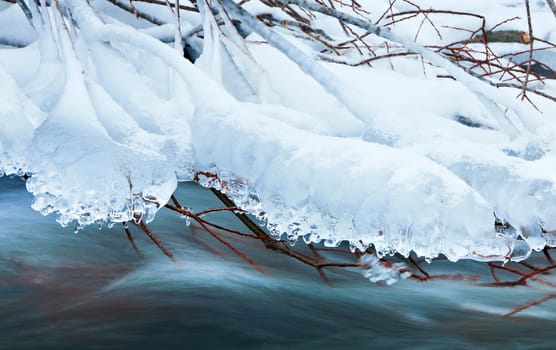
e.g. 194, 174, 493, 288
0, 177, 555, 349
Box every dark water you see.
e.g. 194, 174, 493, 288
1, 177, 555, 350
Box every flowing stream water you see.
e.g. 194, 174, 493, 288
1, 177, 555, 349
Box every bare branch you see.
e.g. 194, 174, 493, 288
123, 222, 143, 256
137, 221, 180, 263
504, 294, 556, 317
131, 0, 198, 12
106, 0, 166, 25
267, 0, 532, 134
520, 0, 535, 101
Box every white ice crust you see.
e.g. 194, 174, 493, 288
1, 0, 556, 261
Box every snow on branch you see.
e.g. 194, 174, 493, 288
1, 0, 556, 266
268, 0, 547, 135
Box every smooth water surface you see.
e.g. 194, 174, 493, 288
1, 177, 555, 349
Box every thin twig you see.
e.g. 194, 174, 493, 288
193, 215, 265, 273
131, 0, 198, 12
504, 293, 556, 317
137, 221, 180, 263
544, 247, 555, 264
107, 0, 165, 25
521, 0, 534, 100
123, 222, 143, 256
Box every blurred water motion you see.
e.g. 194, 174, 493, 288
0, 177, 555, 350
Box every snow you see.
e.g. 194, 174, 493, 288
191, 106, 504, 260
0, 0, 555, 262
0, 4, 36, 47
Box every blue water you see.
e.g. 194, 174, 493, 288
1, 177, 556, 349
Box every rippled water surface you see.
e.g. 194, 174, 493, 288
1, 177, 556, 350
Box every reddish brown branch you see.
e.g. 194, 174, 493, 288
138, 221, 180, 264
409, 256, 430, 278
193, 215, 265, 273
408, 256, 478, 282
486, 262, 556, 288
504, 293, 556, 317
170, 194, 182, 209
123, 223, 142, 256
164, 200, 266, 272
516, 264, 556, 284
544, 247, 554, 264
196, 207, 245, 217
411, 274, 480, 282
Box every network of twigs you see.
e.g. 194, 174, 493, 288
100, 0, 556, 105
120, 171, 556, 318
3, 0, 556, 104
107, 0, 556, 317
4, 0, 556, 317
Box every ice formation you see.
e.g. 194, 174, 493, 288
1, 0, 555, 262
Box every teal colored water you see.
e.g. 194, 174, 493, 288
0, 177, 555, 350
